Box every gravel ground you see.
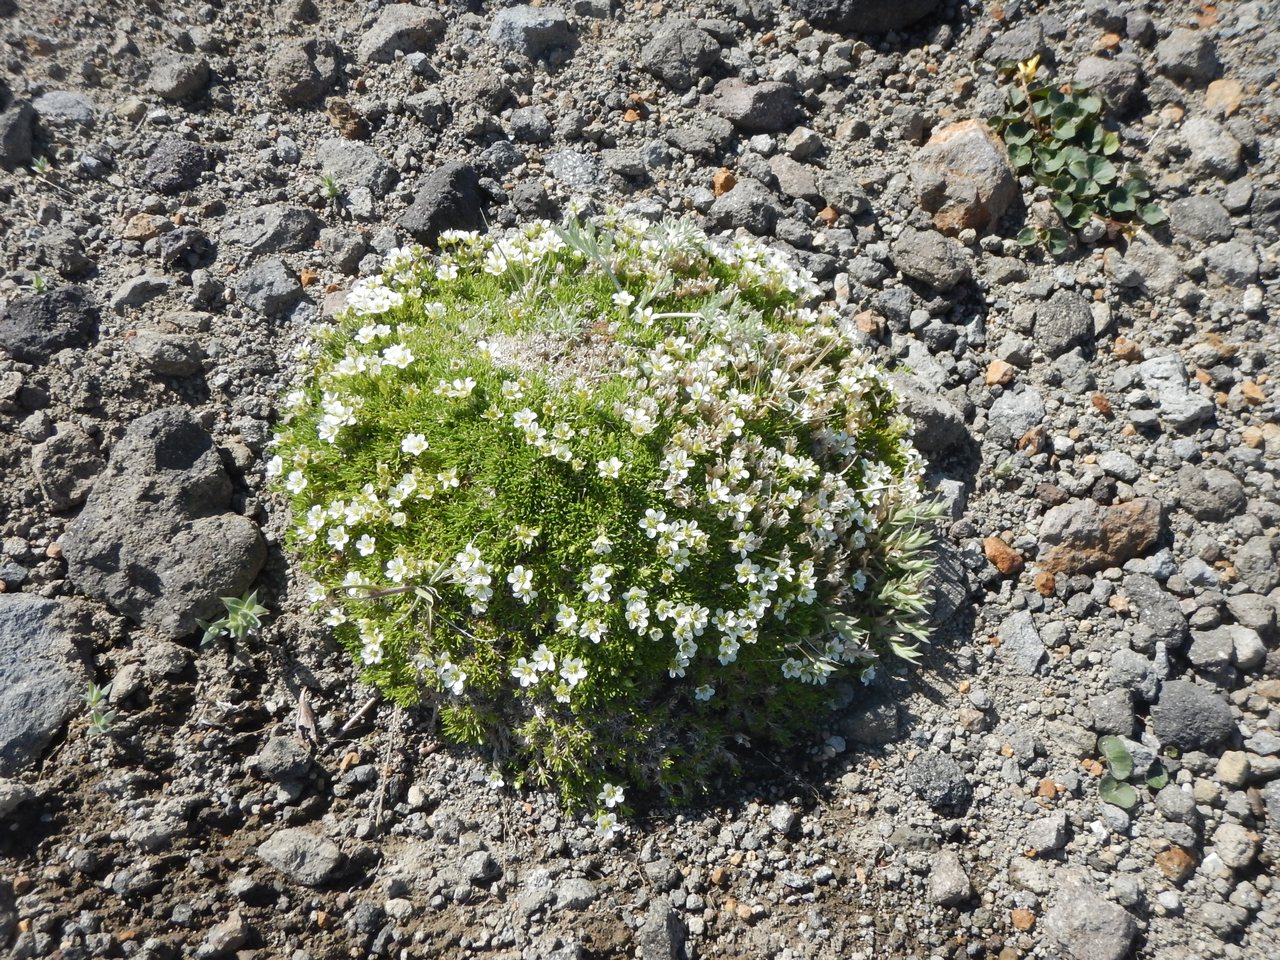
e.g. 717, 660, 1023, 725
1, 1, 1278, 958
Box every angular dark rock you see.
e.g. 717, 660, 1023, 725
0, 595, 89, 775
891, 229, 971, 291
62, 407, 266, 638
31, 423, 105, 511
357, 5, 444, 64
905, 750, 972, 809
399, 162, 484, 245
489, 6, 574, 58
144, 136, 209, 194
0, 100, 35, 171
640, 21, 721, 91
1151, 680, 1235, 752
789, 0, 939, 34
0, 284, 98, 364
257, 828, 344, 886
1035, 289, 1094, 359
709, 79, 802, 134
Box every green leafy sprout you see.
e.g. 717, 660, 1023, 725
991, 56, 1166, 253
269, 212, 937, 819
1097, 734, 1169, 810
319, 173, 343, 202
197, 590, 270, 648
84, 682, 118, 737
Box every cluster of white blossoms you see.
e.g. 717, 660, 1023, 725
273, 211, 933, 811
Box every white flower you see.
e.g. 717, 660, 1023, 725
386, 556, 409, 582
401, 433, 429, 455
355, 534, 377, 556
694, 684, 715, 701
598, 783, 625, 808
511, 658, 539, 687
265, 455, 284, 478
512, 408, 538, 430
781, 657, 804, 680
507, 565, 537, 603
596, 456, 623, 479
486, 768, 505, 789
560, 656, 587, 686
612, 290, 635, 307
640, 508, 667, 538
594, 810, 619, 841
531, 645, 556, 673
556, 604, 579, 633
285, 470, 308, 495
437, 467, 460, 488
382, 343, 415, 368
327, 525, 350, 551
438, 661, 467, 695
579, 617, 607, 644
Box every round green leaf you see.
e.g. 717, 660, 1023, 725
1005, 121, 1035, 146
1067, 204, 1093, 229
1099, 735, 1134, 780
1140, 203, 1168, 226
1046, 229, 1071, 256
1102, 131, 1121, 155
1145, 762, 1170, 791
1100, 775, 1139, 810
1016, 226, 1040, 247
1009, 143, 1033, 168
1078, 93, 1103, 115
1107, 187, 1136, 215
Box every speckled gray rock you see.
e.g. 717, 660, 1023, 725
890, 373, 966, 456
1182, 117, 1243, 180
147, 55, 210, 100
788, 0, 940, 33
0, 284, 97, 364
252, 736, 313, 783
144, 135, 208, 194
1233, 535, 1278, 594
1156, 28, 1219, 85
1211, 823, 1258, 870
927, 849, 972, 906
489, 6, 574, 58
1138, 354, 1214, 429
1043, 878, 1138, 960
268, 38, 340, 107
236, 259, 301, 316
1035, 289, 1094, 358
31, 423, 104, 511
988, 387, 1046, 440
0, 596, 89, 775
126, 331, 204, 376
641, 21, 720, 91
1124, 573, 1187, 650
257, 828, 344, 886
316, 139, 397, 198
62, 407, 266, 638
706, 178, 779, 235
911, 119, 1017, 234
1150, 680, 1234, 752
635, 897, 685, 960
998, 610, 1046, 675
0, 100, 35, 170
1169, 195, 1233, 243
709, 78, 802, 133
357, 4, 444, 64
905, 750, 971, 809
891, 228, 971, 291
1026, 811, 1069, 852
32, 90, 95, 127
1073, 55, 1144, 114
0, 778, 35, 818
1177, 465, 1245, 522
1108, 648, 1162, 703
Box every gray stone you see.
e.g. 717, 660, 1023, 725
1123, 574, 1187, 649
927, 849, 971, 907
1035, 289, 1094, 358
998, 610, 1046, 675
641, 21, 720, 91
768, 803, 799, 836
1211, 822, 1257, 870
788, 0, 940, 34
1117, 232, 1182, 296
1138, 354, 1214, 429
927, 539, 970, 625
1225, 593, 1275, 639
1183, 117, 1243, 180
0, 284, 97, 363
0, 596, 88, 775
490, 6, 574, 58
545, 149, 601, 189
892, 228, 970, 291
268, 39, 340, 107
1151, 680, 1234, 752
358, 5, 444, 63
911, 119, 1017, 234
1097, 451, 1140, 483
552, 877, 598, 911
36, 226, 91, 277
144, 136, 208, 194
256, 828, 343, 886
229, 203, 321, 255
769, 155, 822, 203
1073, 55, 1144, 114
462, 849, 500, 884
1043, 878, 1138, 960
838, 685, 900, 745
1156, 28, 1219, 85
1108, 648, 1161, 703
236, 259, 301, 316
253, 736, 312, 783
635, 897, 685, 960
147, 55, 210, 100
1227, 625, 1265, 672
706, 178, 779, 236
710, 78, 801, 134
1026, 811, 1069, 852
1155, 784, 1199, 825
32, 91, 96, 127
62, 407, 266, 638
1204, 240, 1258, 288
890, 373, 966, 456
1169, 195, 1233, 243
110, 274, 172, 314
989, 387, 1046, 440
0, 101, 35, 171
126, 331, 204, 376
983, 18, 1047, 64
510, 107, 552, 143
0, 778, 35, 818
316, 139, 397, 199
195, 910, 251, 959
1178, 465, 1246, 522
1088, 688, 1135, 736
1201, 902, 1249, 939
1233, 535, 1278, 594
904, 750, 971, 809
399, 162, 483, 245
31, 424, 104, 511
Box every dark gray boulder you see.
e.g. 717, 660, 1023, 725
399, 162, 483, 245
0, 285, 97, 364
788, 0, 939, 34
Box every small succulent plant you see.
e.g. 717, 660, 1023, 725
1097, 734, 1169, 810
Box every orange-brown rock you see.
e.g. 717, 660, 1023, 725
712, 168, 736, 196
1113, 336, 1143, 362
1155, 847, 1197, 884
1037, 497, 1164, 575
984, 536, 1025, 575
1034, 571, 1057, 596
910, 119, 1018, 235
986, 360, 1016, 386
1011, 908, 1036, 931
